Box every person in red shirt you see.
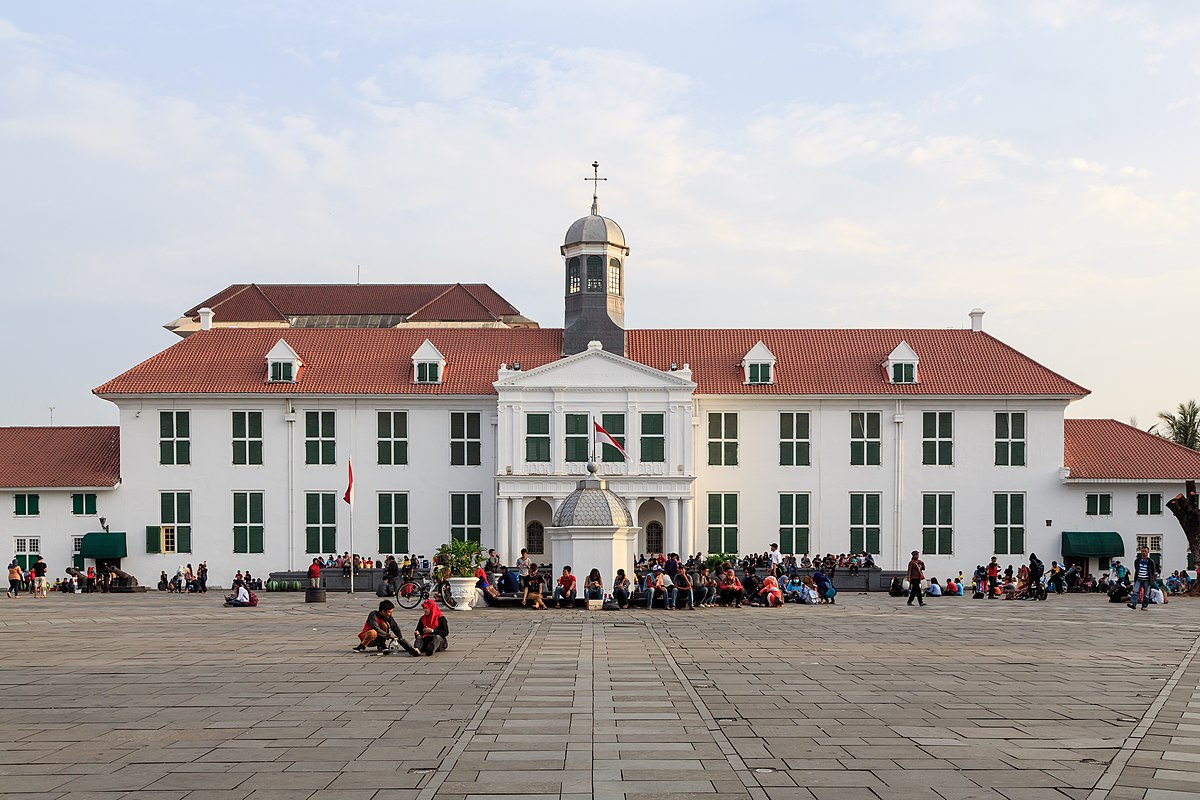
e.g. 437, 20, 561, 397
987, 557, 1001, 599
553, 566, 577, 608
307, 558, 321, 589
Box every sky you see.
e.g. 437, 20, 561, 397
1, 1, 1197, 428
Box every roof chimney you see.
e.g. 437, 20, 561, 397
969, 308, 984, 332
198, 307, 214, 331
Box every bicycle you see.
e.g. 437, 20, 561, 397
394, 575, 456, 610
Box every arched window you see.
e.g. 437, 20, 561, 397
646, 521, 664, 555
567, 257, 580, 294
586, 255, 603, 292
526, 521, 545, 554
608, 258, 621, 295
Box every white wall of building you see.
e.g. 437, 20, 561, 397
2, 488, 115, 577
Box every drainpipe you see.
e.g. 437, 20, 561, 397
893, 399, 904, 571
286, 399, 296, 571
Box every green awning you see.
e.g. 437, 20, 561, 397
1061, 531, 1124, 559
80, 531, 128, 559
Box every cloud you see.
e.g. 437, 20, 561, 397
1068, 157, 1105, 174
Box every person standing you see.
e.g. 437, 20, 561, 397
308, 558, 322, 589
197, 562, 208, 593
6, 559, 20, 598
1129, 546, 1159, 611
768, 543, 783, 576
32, 556, 48, 599
906, 550, 925, 607
987, 557, 1000, 600
516, 548, 531, 591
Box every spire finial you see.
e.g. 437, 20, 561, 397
584, 160, 606, 215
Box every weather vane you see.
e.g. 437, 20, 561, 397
584, 160, 606, 215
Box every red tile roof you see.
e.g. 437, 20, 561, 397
185, 284, 520, 321
407, 284, 500, 322
0, 427, 120, 488
95, 327, 1088, 399
627, 329, 1089, 396
95, 328, 564, 396
1064, 419, 1200, 480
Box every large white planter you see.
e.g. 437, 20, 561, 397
446, 577, 477, 611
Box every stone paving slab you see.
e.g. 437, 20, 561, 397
2, 591, 1199, 799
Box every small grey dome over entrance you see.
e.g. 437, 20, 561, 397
552, 465, 633, 527
564, 214, 626, 248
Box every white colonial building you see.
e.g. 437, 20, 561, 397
5, 196, 1200, 586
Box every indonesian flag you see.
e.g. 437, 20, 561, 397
594, 420, 630, 460
343, 458, 354, 505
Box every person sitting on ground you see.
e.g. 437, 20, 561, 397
612, 569, 631, 608
758, 574, 784, 607
645, 566, 669, 609
225, 580, 252, 607
926, 577, 943, 597
1108, 578, 1131, 604
553, 566, 578, 608
888, 575, 905, 597
943, 578, 961, 596
523, 563, 547, 609
799, 575, 820, 605
413, 598, 449, 655
741, 568, 761, 605
718, 568, 745, 607
354, 600, 420, 655
584, 568, 604, 601
783, 573, 805, 603
158, 570, 169, 591
812, 569, 834, 604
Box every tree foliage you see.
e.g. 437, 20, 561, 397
1154, 400, 1200, 451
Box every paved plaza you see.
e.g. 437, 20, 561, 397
1, 591, 1199, 800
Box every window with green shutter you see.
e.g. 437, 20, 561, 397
921, 493, 953, 555
892, 362, 915, 383
377, 411, 409, 465
995, 412, 1026, 466
449, 412, 481, 466
640, 413, 665, 463
304, 411, 336, 465
451, 493, 482, 542
232, 411, 264, 465
378, 493, 409, 553
849, 493, 881, 554
71, 493, 97, 516
1086, 493, 1112, 516
565, 413, 589, 462
159, 411, 190, 465
850, 412, 881, 466
15, 493, 40, 516
707, 493, 738, 553
1137, 493, 1162, 516
994, 493, 1025, 555
233, 491, 264, 554
600, 413, 625, 462
415, 361, 440, 383
269, 361, 294, 382
707, 413, 738, 466
921, 412, 953, 466
525, 413, 550, 462
779, 412, 811, 466
748, 363, 772, 384
159, 491, 191, 554
778, 493, 810, 554
305, 492, 336, 554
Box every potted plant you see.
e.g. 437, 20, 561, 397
434, 539, 484, 611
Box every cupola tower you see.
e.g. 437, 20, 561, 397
562, 162, 629, 356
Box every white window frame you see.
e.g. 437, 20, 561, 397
850, 411, 882, 466
921, 411, 953, 466
779, 411, 811, 467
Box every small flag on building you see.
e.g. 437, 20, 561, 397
594, 420, 629, 461
343, 457, 354, 505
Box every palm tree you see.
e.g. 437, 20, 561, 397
1155, 400, 1200, 451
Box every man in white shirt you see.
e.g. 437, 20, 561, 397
516, 548, 531, 591
769, 543, 783, 576
226, 580, 252, 606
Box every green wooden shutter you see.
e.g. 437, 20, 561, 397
146, 526, 161, 553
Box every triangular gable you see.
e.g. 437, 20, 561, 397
412, 339, 446, 362
497, 344, 694, 390
744, 341, 775, 363
407, 284, 499, 322
266, 339, 301, 363
205, 284, 288, 322
887, 341, 919, 362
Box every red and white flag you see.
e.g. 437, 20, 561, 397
343, 458, 354, 505
594, 420, 630, 460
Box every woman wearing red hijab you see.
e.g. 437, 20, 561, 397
414, 599, 450, 656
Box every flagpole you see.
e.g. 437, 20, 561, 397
349, 499, 355, 594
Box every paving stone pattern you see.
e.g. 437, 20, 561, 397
1, 591, 1198, 800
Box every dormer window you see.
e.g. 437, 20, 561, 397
412, 339, 447, 385
742, 341, 776, 385
885, 341, 918, 385
265, 339, 301, 384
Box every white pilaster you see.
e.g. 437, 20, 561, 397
625, 496, 638, 528
666, 497, 680, 555
680, 497, 693, 556
509, 497, 522, 561
496, 497, 511, 565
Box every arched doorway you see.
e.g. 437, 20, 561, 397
524, 498, 553, 567
637, 499, 666, 558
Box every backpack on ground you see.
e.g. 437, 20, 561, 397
248, 591, 259, 607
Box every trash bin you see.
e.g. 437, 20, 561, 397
305, 587, 327, 603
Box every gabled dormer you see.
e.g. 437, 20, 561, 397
742, 341, 776, 385
885, 341, 918, 384
412, 339, 446, 384
265, 339, 301, 383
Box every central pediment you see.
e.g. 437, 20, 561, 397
495, 343, 695, 391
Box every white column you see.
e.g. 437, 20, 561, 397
680, 497, 693, 556
509, 497, 522, 563
496, 497, 510, 565
666, 497, 680, 556
625, 496, 638, 528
